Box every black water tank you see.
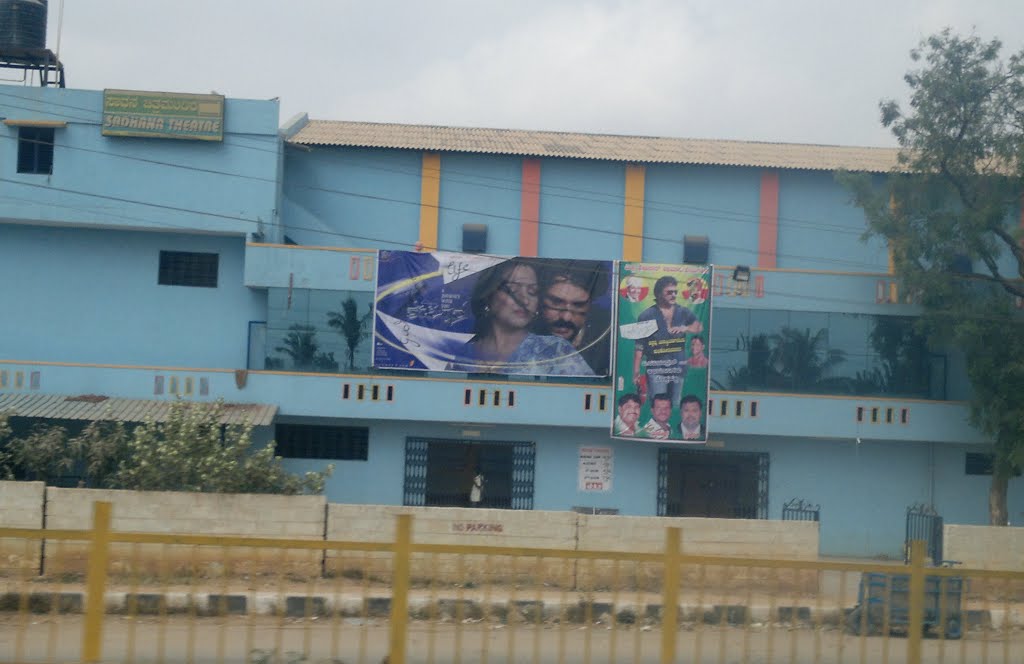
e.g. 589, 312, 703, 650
0, 0, 48, 50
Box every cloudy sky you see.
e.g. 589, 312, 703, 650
40, 0, 1024, 147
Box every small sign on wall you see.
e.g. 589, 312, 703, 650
102, 89, 224, 141
450, 521, 504, 534
578, 446, 613, 492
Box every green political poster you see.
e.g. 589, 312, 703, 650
612, 263, 712, 443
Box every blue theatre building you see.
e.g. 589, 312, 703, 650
1, 81, 1020, 558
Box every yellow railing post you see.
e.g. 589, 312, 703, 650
660, 527, 682, 664
907, 539, 926, 664
82, 501, 112, 664
389, 514, 413, 664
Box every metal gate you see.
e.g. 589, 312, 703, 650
657, 448, 769, 518
403, 437, 535, 509
782, 498, 820, 521
905, 503, 943, 565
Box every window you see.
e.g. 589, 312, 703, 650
257, 288, 374, 373
462, 224, 487, 253
711, 309, 942, 399
274, 424, 368, 460
158, 251, 219, 288
17, 127, 54, 174
965, 452, 1022, 477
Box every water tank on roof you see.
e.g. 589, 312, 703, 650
0, 0, 48, 50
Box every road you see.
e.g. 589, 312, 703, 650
2, 615, 1021, 663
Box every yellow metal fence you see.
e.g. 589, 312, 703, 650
1, 501, 1023, 664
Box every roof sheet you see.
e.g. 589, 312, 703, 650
288, 120, 901, 173
0, 393, 278, 426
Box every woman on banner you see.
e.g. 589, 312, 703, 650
451, 258, 594, 376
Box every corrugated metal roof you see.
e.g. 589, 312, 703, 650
288, 120, 901, 173
0, 393, 278, 426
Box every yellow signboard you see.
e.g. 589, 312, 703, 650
102, 89, 224, 141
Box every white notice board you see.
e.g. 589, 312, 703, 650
578, 446, 613, 492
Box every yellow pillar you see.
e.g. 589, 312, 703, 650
418, 153, 441, 251
660, 526, 682, 664
623, 164, 646, 260
388, 514, 413, 664
907, 539, 926, 664
82, 501, 112, 663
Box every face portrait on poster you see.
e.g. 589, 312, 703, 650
373, 250, 613, 377
612, 263, 712, 443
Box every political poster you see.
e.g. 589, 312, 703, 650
611, 263, 712, 443
373, 250, 613, 377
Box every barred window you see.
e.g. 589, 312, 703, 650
965, 452, 1022, 476
275, 424, 369, 460
17, 127, 54, 174
158, 251, 219, 288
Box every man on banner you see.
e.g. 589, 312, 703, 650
632, 276, 703, 407
613, 393, 642, 436
679, 394, 705, 440
641, 393, 674, 439
536, 261, 611, 376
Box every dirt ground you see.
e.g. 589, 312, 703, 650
2, 614, 1022, 664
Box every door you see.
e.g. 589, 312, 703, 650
659, 448, 767, 519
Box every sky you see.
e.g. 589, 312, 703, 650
30, 0, 1024, 148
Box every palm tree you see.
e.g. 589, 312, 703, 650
327, 297, 373, 370
768, 327, 846, 391
727, 332, 774, 390
274, 324, 339, 372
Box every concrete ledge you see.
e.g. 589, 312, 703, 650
777, 606, 812, 623
206, 594, 247, 615
0, 590, 1016, 629
0, 591, 82, 614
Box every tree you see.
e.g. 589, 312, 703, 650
0, 413, 12, 478
768, 327, 846, 392
110, 400, 332, 494
726, 333, 774, 391
327, 297, 373, 370
2, 422, 74, 483
0, 402, 332, 495
273, 324, 339, 373
69, 418, 132, 488
843, 29, 1024, 524
725, 328, 846, 393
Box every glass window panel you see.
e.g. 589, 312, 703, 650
257, 295, 946, 398
262, 288, 374, 373
708, 308, 942, 399
320, 290, 375, 372
709, 308, 749, 390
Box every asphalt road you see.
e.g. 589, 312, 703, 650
2, 615, 1021, 663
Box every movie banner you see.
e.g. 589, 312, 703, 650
373, 250, 613, 377
612, 263, 712, 443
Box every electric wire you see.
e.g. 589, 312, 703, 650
0, 136, 889, 273
3, 99, 1022, 318
0, 88, 882, 237
2, 186, 1021, 326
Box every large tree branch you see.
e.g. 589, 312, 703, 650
938, 161, 978, 209
961, 262, 1024, 298
991, 225, 1024, 278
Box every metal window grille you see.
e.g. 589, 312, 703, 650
403, 437, 534, 510
782, 498, 820, 521
17, 126, 54, 174
657, 447, 769, 519
158, 250, 219, 288
905, 503, 943, 566
274, 424, 368, 460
